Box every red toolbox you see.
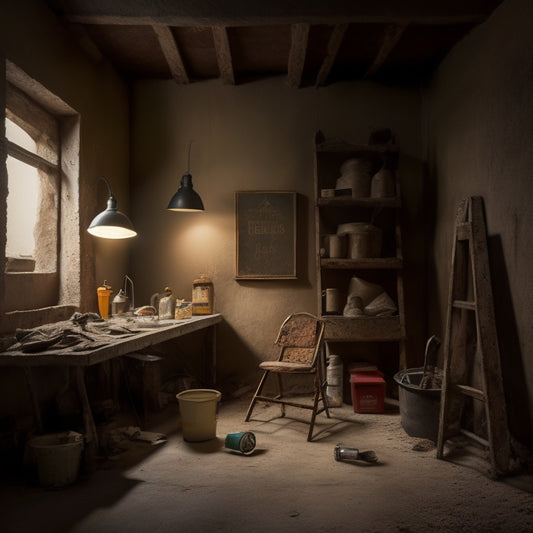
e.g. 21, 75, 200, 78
350, 370, 385, 413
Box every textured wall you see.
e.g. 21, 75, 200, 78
425, 0, 533, 445
130, 78, 425, 389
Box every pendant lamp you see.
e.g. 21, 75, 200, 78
167, 142, 204, 212
87, 177, 137, 239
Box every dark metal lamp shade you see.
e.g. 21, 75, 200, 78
88, 178, 137, 239
167, 173, 204, 212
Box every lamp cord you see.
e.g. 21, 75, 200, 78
187, 140, 193, 173
99, 176, 113, 197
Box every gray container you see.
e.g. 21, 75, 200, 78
393, 367, 441, 442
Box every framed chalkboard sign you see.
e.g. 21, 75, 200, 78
235, 191, 297, 279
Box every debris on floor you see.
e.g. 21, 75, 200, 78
412, 439, 436, 452
104, 426, 167, 456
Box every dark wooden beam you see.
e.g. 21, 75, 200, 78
58, 0, 500, 26
364, 24, 408, 78
211, 26, 235, 84
152, 25, 189, 84
315, 23, 348, 87
287, 23, 310, 88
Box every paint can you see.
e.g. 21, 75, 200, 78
324, 288, 343, 315
224, 431, 256, 455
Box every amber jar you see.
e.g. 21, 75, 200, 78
192, 276, 214, 315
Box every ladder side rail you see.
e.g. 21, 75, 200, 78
437, 198, 470, 456
469, 197, 511, 475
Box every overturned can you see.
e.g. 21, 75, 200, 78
334, 443, 378, 464
225, 431, 256, 455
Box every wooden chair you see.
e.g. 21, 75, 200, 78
244, 312, 330, 441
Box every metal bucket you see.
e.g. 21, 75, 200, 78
393, 367, 441, 442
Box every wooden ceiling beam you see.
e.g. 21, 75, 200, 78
152, 25, 189, 84
57, 0, 500, 26
287, 23, 310, 89
211, 26, 235, 85
315, 23, 348, 87
364, 23, 407, 79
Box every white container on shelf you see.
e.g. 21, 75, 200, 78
326, 355, 343, 407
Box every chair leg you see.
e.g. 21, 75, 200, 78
318, 363, 330, 419
307, 374, 322, 441
276, 373, 286, 417
245, 370, 269, 422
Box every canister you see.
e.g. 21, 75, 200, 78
324, 234, 346, 258
224, 431, 256, 455
158, 287, 175, 319
192, 275, 214, 315
324, 288, 343, 315
112, 289, 129, 316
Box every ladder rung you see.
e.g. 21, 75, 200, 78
456, 222, 472, 241
460, 428, 489, 448
453, 300, 476, 310
456, 384, 486, 401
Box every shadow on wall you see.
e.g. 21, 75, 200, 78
422, 155, 445, 355
399, 154, 430, 367
489, 235, 533, 447
216, 321, 264, 395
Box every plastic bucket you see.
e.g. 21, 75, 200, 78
176, 389, 222, 442
29, 431, 84, 488
393, 368, 441, 442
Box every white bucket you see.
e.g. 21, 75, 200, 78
29, 431, 84, 488
176, 389, 222, 442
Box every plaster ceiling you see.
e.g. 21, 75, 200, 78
45, 0, 502, 87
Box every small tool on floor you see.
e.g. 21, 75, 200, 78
334, 444, 378, 464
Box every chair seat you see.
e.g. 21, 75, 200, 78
259, 361, 316, 373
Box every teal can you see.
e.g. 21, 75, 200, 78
224, 431, 256, 455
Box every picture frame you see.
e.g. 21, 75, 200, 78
235, 191, 297, 280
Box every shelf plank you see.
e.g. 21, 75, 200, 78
317, 196, 401, 208
320, 257, 403, 269
315, 141, 399, 154
322, 315, 405, 341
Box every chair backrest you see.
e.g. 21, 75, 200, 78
275, 312, 325, 366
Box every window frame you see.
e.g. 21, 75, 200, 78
1, 60, 81, 327
6, 83, 61, 277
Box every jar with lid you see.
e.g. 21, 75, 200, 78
158, 287, 175, 319
192, 275, 214, 315
370, 156, 396, 198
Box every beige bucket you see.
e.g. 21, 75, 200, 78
29, 431, 84, 488
176, 389, 222, 441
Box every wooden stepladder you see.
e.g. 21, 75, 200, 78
436, 196, 511, 477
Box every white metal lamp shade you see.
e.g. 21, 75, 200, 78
167, 173, 204, 212
88, 178, 137, 239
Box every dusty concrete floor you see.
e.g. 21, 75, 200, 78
1, 395, 533, 533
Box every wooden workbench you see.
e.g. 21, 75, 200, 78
0, 314, 222, 455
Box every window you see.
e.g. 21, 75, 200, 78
2, 62, 80, 315
5, 87, 60, 275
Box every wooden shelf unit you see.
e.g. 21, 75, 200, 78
314, 133, 407, 371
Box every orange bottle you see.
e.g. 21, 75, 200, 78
97, 281, 112, 319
